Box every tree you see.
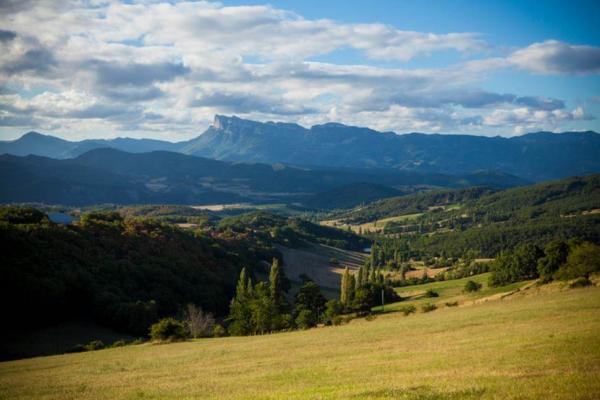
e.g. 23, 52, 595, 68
268, 258, 290, 312
555, 242, 600, 280
537, 240, 569, 282
356, 267, 364, 287
227, 268, 253, 336
340, 267, 351, 306
249, 282, 277, 335
490, 243, 543, 286
185, 304, 215, 338
296, 281, 326, 317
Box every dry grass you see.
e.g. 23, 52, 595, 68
1, 283, 599, 399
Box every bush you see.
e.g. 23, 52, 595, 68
65, 344, 86, 354
464, 280, 482, 293
569, 277, 592, 289
212, 324, 227, 337
111, 339, 128, 348
149, 318, 188, 341
323, 299, 344, 323
295, 308, 317, 330
399, 305, 416, 316
332, 315, 345, 326
84, 340, 105, 351
424, 289, 439, 298
421, 303, 437, 313
445, 301, 459, 307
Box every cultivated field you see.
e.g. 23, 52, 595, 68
278, 244, 367, 289
1, 283, 599, 399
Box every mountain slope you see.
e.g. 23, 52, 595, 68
0, 149, 526, 206
0, 132, 179, 159
344, 173, 600, 257
183, 115, 600, 181
3, 116, 599, 181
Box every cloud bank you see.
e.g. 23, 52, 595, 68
0, 1, 597, 140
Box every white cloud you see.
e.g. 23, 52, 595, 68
0, 1, 596, 139
509, 40, 600, 75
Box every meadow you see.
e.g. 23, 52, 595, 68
1, 282, 598, 399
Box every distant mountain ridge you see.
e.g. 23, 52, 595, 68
0, 149, 526, 206
2, 115, 599, 181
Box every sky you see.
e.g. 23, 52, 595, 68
0, 0, 599, 141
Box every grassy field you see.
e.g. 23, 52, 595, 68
382, 272, 530, 312
321, 213, 423, 234
1, 283, 599, 399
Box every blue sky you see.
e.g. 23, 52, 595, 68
0, 0, 599, 140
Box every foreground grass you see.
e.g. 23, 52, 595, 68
1, 286, 599, 399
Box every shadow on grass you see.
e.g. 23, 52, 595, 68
351, 386, 485, 399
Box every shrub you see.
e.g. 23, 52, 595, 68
323, 299, 344, 324
332, 315, 345, 326
212, 324, 227, 337
424, 289, 439, 298
131, 338, 145, 345
445, 301, 459, 307
421, 303, 437, 313
569, 277, 592, 289
65, 344, 86, 354
84, 340, 105, 351
295, 308, 317, 330
464, 280, 482, 293
149, 318, 188, 341
111, 339, 128, 348
365, 314, 377, 321
399, 305, 416, 316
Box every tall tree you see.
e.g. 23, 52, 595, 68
227, 268, 253, 336
268, 258, 289, 305
340, 267, 349, 305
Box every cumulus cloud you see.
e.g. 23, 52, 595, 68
510, 40, 600, 75
0, 1, 595, 139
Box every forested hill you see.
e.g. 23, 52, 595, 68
338, 187, 495, 224
364, 174, 600, 258
0, 148, 526, 206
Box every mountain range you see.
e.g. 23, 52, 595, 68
2, 115, 599, 182
0, 149, 526, 207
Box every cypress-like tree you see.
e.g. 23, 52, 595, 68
340, 267, 350, 306
356, 266, 364, 288
268, 257, 290, 313
227, 268, 253, 336
348, 274, 356, 304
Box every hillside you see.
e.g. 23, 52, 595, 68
2, 116, 600, 182
302, 182, 405, 210
0, 149, 524, 206
0, 132, 180, 159
1, 283, 598, 399
339, 174, 600, 258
